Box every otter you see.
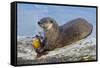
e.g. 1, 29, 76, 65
36, 17, 93, 56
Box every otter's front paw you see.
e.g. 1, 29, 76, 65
36, 51, 48, 58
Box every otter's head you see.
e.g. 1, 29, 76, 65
38, 17, 57, 31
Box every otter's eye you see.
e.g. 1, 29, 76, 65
50, 20, 53, 23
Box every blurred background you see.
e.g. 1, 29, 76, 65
17, 3, 96, 38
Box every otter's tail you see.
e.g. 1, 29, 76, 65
84, 23, 93, 39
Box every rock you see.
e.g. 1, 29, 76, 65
17, 37, 96, 65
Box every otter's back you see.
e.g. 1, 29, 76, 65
59, 18, 93, 45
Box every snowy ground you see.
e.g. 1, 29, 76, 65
17, 37, 97, 65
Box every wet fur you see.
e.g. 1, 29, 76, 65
37, 17, 93, 55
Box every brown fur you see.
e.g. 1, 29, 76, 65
37, 17, 93, 55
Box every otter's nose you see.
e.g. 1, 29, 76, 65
38, 22, 40, 25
